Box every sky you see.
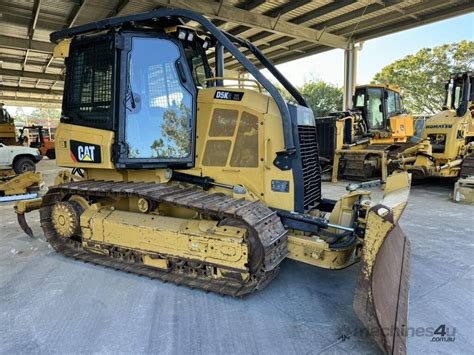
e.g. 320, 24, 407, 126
5, 12, 473, 113
264, 12, 474, 87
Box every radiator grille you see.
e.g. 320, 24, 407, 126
298, 125, 322, 210
314, 117, 337, 160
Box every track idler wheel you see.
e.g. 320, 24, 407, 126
50, 201, 85, 239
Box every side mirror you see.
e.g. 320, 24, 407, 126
379, 104, 383, 113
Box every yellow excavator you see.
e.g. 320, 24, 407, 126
15, 9, 411, 354
393, 72, 474, 182
315, 85, 414, 182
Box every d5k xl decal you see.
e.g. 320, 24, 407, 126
70, 140, 102, 163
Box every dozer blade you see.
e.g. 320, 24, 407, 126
14, 197, 43, 238
353, 172, 411, 355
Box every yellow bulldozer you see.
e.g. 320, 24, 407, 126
0, 103, 17, 145
315, 85, 414, 182
0, 104, 43, 201
393, 72, 474, 183
15, 9, 411, 354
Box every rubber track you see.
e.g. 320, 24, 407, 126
460, 155, 474, 178
341, 143, 418, 180
39, 180, 288, 297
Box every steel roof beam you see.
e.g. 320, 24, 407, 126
351, 0, 474, 42
0, 5, 63, 32
152, 0, 348, 48
253, 0, 472, 70
0, 35, 54, 53
0, 68, 63, 82
0, 56, 63, 70
0, 95, 62, 107
291, 0, 358, 25
312, 0, 404, 30
230, 0, 355, 47
0, 85, 63, 96
29, 0, 42, 38
68, 0, 91, 28
108, 0, 131, 17
225, 0, 469, 70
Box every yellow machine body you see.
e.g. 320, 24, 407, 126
0, 122, 17, 145
394, 72, 474, 180
15, 11, 412, 354
317, 84, 415, 182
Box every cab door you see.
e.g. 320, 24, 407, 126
116, 34, 197, 169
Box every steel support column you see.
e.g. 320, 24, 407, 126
215, 43, 224, 86
343, 43, 359, 110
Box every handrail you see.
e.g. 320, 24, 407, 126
203, 77, 263, 93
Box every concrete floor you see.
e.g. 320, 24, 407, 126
1, 160, 472, 354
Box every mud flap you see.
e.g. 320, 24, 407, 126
353, 172, 412, 354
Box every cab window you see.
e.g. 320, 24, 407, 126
65, 39, 114, 130
183, 43, 209, 88
387, 90, 401, 116
453, 79, 463, 109
354, 90, 365, 107
366, 88, 384, 129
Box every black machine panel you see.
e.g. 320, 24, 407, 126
288, 104, 322, 212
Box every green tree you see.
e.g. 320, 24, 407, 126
151, 105, 191, 158
28, 108, 61, 127
13, 107, 28, 125
277, 80, 343, 117
372, 40, 474, 114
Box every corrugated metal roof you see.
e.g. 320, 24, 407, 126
0, 0, 471, 107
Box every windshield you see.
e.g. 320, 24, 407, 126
125, 37, 192, 160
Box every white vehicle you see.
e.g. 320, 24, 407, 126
0, 143, 43, 174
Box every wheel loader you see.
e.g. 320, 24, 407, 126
14, 9, 411, 354
314, 85, 414, 182
393, 72, 474, 182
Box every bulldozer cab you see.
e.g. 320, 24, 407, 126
53, 16, 308, 174
444, 72, 474, 114
353, 85, 404, 131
